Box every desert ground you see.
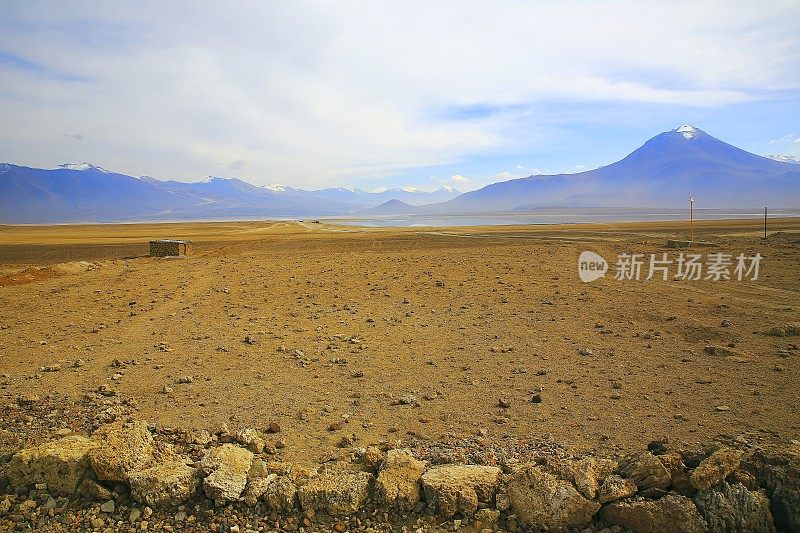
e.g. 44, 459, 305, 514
0, 217, 798, 471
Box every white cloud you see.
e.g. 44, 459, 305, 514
767, 133, 800, 155
450, 174, 471, 183
0, 1, 798, 187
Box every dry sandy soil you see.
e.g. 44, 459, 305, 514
0, 218, 798, 466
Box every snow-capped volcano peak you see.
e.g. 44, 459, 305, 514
675, 124, 700, 140
56, 162, 111, 173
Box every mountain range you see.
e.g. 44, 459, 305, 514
0, 163, 459, 223
1, 125, 799, 223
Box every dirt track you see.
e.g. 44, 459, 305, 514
0, 218, 798, 466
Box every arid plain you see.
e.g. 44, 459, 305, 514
0, 218, 798, 468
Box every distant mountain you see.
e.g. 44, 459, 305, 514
3, 125, 797, 223
411, 125, 800, 214
767, 154, 800, 164
0, 163, 460, 223
360, 199, 417, 215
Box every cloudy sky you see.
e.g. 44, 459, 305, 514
1, 1, 799, 192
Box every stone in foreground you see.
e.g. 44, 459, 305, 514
598, 474, 638, 503
298, 471, 373, 516
604, 494, 707, 533
128, 458, 199, 507
690, 447, 743, 491
694, 481, 775, 533
90, 420, 154, 482
5, 436, 97, 494
375, 449, 426, 511
572, 457, 618, 499
199, 444, 254, 504
619, 452, 672, 491
421, 464, 501, 517
507, 464, 600, 529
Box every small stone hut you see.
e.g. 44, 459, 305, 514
149, 239, 192, 257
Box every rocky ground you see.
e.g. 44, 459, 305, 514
0, 218, 798, 531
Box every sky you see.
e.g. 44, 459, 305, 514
1, 1, 799, 192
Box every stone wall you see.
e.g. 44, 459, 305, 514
0, 418, 797, 532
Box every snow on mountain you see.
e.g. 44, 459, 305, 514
0, 163, 10, 174
263, 184, 287, 192
56, 162, 111, 173
767, 154, 800, 164
675, 124, 700, 140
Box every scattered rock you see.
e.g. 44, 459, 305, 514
604, 494, 707, 533
128, 457, 199, 508
5, 435, 98, 494
199, 444, 254, 504
375, 449, 426, 511
507, 464, 600, 529
100, 499, 115, 513
690, 447, 743, 491
298, 471, 373, 516
421, 464, 501, 517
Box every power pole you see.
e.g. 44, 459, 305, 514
689, 195, 694, 243
764, 206, 768, 239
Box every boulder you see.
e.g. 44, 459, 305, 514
5, 436, 98, 494
604, 494, 707, 533
694, 481, 775, 533
740, 443, 800, 532
242, 474, 276, 505
598, 474, 638, 503
128, 458, 199, 508
264, 476, 299, 512
690, 448, 743, 491
572, 457, 618, 498
90, 420, 154, 482
375, 449, 426, 511
619, 452, 672, 491
199, 444, 254, 504
298, 471, 373, 516
507, 464, 600, 529
421, 464, 501, 517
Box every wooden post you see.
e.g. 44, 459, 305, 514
764, 206, 767, 239
689, 195, 694, 243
